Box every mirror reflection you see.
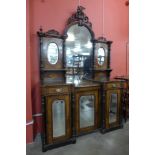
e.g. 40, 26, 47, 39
52, 100, 66, 137
109, 93, 117, 123
97, 47, 105, 65
66, 75, 82, 85
65, 24, 93, 67
47, 42, 58, 64
80, 95, 94, 128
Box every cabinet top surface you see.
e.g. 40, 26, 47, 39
41, 81, 100, 88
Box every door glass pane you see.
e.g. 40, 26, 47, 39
109, 93, 117, 123
52, 100, 65, 138
79, 95, 95, 128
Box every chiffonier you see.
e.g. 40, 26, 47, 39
37, 6, 128, 152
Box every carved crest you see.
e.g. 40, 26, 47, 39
67, 6, 92, 28
37, 27, 62, 38
45, 29, 60, 36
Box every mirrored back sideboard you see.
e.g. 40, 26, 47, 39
37, 6, 127, 152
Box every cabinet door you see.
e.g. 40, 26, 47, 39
105, 89, 121, 128
76, 90, 99, 134
46, 95, 71, 144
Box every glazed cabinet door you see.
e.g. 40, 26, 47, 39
105, 89, 122, 129
46, 95, 71, 144
75, 90, 99, 135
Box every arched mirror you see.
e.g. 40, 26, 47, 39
47, 42, 59, 65
65, 24, 93, 67
97, 47, 105, 65
65, 24, 94, 84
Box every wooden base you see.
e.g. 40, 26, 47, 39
100, 125, 123, 134
42, 138, 76, 152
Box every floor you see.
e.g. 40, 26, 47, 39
26, 121, 129, 155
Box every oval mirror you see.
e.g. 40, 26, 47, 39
97, 47, 105, 65
47, 42, 58, 64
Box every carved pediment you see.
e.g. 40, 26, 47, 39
67, 6, 92, 28
45, 29, 60, 36
37, 28, 62, 38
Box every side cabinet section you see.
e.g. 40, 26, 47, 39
102, 81, 124, 132
41, 84, 76, 151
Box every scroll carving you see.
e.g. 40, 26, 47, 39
67, 6, 92, 28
